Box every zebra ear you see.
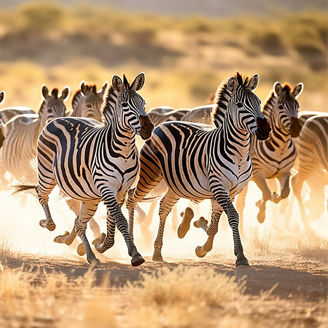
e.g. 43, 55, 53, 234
60, 86, 70, 101
0, 91, 4, 104
99, 82, 108, 95
292, 83, 303, 98
248, 74, 259, 91
80, 81, 86, 95
274, 82, 283, 96
226, 76, 238, 92
130, 72, 145, 91
123, 74, 130, 89
42, 85, 50, 99
112, 75, 124, 92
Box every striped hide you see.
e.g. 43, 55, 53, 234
127, 72, 271, 266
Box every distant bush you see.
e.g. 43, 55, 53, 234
294, 42, 327, 71
251, 31, 286, 56
16, 2, 65, 37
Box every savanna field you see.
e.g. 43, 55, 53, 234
0, 1, 327, 327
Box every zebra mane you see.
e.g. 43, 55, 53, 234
51, 88, 59, 98
212, 72, 247, 128
72, 90, 83, 110
101, 85, 117, 123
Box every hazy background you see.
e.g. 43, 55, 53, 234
0, 0, 327, 111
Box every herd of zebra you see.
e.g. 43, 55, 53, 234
0, 71, 326, 267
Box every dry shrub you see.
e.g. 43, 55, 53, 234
125, 266, 247, 328
0, 265, 117, 328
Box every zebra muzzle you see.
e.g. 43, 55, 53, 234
289, 117, 302, 137
139, 115, 154, 140
256, 117, 271, 140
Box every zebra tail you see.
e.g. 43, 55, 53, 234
12, 184, 38, 196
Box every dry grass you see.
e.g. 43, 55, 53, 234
0, 264, 117, 328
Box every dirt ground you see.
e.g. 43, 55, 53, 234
1, 249, 327, 327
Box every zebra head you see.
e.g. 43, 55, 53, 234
228, 73, 271, 140
40, 85, 70, 125
75, 81, 107, 122
273, 82, 303, 137
111, 73, 154, 139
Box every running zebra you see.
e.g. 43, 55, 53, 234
70, 81, 107, 122
237, 82, 303, 225
15, 73, 153, 266
127, 73, 271, 266
291, 113, 328, 228
0, 86, 69, 182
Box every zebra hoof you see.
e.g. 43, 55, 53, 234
257, 212, 265, 224
177, 207, 194, 239
77, 243, 86, 256
193, 217, 208, 229
235, 254, 249, 267
92, 233, 106, 249
87, 256, 100, 265
39, 219, 56, 231
54, 231, 69, 243
152, 254, 164, 262
195, 246, 207, 258
131, 254, 145, 267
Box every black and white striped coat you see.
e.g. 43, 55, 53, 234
242, 82, 303, 223
0, 86, 69, 182
127, 73, 271, 266
291, 113, 328, 227
18, 73, 153, 266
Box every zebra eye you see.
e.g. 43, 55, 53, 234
122, 102, 128, 107
87, 104, 92, 108
278, 105, 284, 110
47, 109, 52, 113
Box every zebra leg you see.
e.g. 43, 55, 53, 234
96, 187, 144, 267
252, 174, 272, 223
177, 207, 194, 239
37, 186, 57, 232
153, 190, 180, 261
126, 156, 163, 241
195, 202, 222, 258
278, 173, 290, 201
75, 200, 99, 264
212, 185, 249, 266
235, 184, 248, 237
61, 198, 101, 243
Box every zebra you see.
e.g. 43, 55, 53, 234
14, 73, 154, 266
291, 113, 328, 229
147, 108, 189, 126
182, 105, 215, 126
70, 81, 107, 122
0, 85, 69, 183
127, 72, 271, 266
236, 82, 303, 227
148, 106, 174, 114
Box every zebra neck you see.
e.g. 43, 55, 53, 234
107, 115, 137, 156
263, 93, 276, 121
267, 118, 291, 150
219, 112, 251, 164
